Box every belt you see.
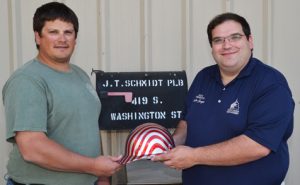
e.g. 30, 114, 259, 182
10, 179, 44, 185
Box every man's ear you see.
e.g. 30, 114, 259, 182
34, 31, 41, 45
248, 34, 254, 50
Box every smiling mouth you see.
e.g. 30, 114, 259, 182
222, 50, 238, 56
55, 46, 68, 48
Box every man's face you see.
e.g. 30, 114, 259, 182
35, 19, 76, 63
211, 20, 253, 75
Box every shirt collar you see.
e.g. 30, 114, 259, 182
236, 56, 257, 79
210, 56, 258, 85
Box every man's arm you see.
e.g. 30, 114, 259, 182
193, 134, 270, 166
15, 131, 122, 177
172, 120, 187, 146
154, 134, 270, 169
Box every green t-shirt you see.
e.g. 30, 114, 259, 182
2, 59, 101, 185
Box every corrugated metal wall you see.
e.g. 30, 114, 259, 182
1, 0, 299, 184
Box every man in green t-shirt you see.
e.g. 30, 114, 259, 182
2, 2, 122, 185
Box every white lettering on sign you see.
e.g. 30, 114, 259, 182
124, 79, 164, 87
171, 111, 182, 119
167, 79, 184, 87
130, 96, 162, 105
111, 111, 167, 121
109, 110, 183, 121
102, 79, 185, 88
96, 71, 187, 129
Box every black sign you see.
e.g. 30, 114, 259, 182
93, 70, 187, 130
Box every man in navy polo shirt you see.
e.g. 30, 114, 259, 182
153, 12, 294, 185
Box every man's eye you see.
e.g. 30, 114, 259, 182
212, 38, 223, 44
49, 30, 58, 34
64, 30, 75, 36
230, 35, 241, 41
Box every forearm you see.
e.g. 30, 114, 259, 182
193, 134, 271, 166
31, 140, 95, 173
16, 131, 96, 175
172, 120, 187, 146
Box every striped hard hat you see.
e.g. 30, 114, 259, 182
119, 123, 175, 164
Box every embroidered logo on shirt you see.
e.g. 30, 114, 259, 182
226, 99, 239, 115
193, 94, 205, 104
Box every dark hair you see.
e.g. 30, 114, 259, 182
33, 2, 79, 49
207, 12, 251, 46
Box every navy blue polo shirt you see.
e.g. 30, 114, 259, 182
183, 57, 294, 185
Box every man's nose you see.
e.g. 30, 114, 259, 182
58, 33, 67, 41
222, 38, 232, 48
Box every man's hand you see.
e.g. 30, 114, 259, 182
97, 176, 110, 185
92, 155, 123, 177
153, 135, 271, 168
152, 145, 197, 170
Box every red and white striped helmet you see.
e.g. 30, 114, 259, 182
119, 123, 175, 164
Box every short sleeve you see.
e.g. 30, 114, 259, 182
3, 75, 48, 142
245, 83, 294, 152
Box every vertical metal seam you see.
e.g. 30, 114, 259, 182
100, 0, 111, 71
181, 0, 187, 71
262, 0, 273, 65
262, 0, 268, 64
140, 0, 146, 71
10, 1, 23, 69
7, 0, 14, 73
183, 0, 193, 82
267, 0, 273, 65
144, 0, 152, 70
106, 0, 111, 71
96, 0, 102, 69
224, 0, 233, 12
